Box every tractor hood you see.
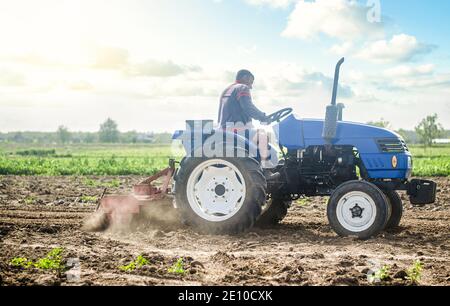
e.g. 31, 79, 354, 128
275, 114, 403, 154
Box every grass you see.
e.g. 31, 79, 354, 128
295, 198, 310, 206
10, 247, 65, 272
410, 157, 450, 177
119, 255, 149, 272
24, 196, 37, 205
80, 195, 98, 203
16, 149, 56, 157
168, 258, 186, 275
83, 178, 120, 188
0, 143, 448, 177
0, 143, 180, 175
368, 265, 391, 283
409, 145, 450, 158
409, 145, 450, 176
10, 257, 33, 269
406, 260, 424, 285
34, 248, 64, 270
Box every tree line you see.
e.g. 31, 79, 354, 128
0, 115, 448, 147
367, 113, 448, 147
0, 118, 173, 145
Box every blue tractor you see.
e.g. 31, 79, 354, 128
173, 58, 437, 239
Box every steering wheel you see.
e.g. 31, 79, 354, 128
265, 108, 293, 124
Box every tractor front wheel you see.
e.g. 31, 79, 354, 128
175, 157, 267, 234
382, 189, 403, 230
327, 181, 389, 239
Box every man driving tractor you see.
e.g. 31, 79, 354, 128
218, 69, 267, 128
218, 70, 273, 167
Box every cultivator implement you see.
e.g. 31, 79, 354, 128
84, 160, 177, 231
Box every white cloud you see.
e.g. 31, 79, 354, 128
282, 0, 383, 41
270, 71, 353, 98
246, 62, 354, 104
236, 45, 258, 55
3, 53, 59, 67
68, 81, 95, 91
91, 47, 129, 69
88, 46, 202, 78
276, 1, 435, 66
357, 34, 435, 63
245, 0, 296, 9
350, 64, 448, 92
380, 73, 450, 90
330, 42, 354, 56
0, 68, 26, 87
126, 60, 201, 78
384, 64, 434, 78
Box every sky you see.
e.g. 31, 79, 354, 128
0, 0, 449, 132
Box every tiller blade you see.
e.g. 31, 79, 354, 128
83, 159, 177, 231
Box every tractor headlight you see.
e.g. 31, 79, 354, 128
406, 156, 413, 178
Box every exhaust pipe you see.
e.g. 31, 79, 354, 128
322, 58, 345, 142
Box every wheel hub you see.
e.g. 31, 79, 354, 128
336, 191, 377, 232
214, 184, 226, 197
350, 204, 364, 218
186, 160, 246, 222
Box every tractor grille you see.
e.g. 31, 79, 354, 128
376, 138, 409, 153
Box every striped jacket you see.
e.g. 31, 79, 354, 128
218, 83, 266, 128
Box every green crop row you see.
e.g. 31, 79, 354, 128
0, 144, 449, 176
0, 156, 170, 175
0, 155, 448, 176
412, 157, 450, 177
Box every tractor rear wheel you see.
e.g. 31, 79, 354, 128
254, 197, 291, 228
327, 181, 389, 239
382, 189, 403, 229
175, 157, 266, 234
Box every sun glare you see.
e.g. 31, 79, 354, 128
0, 1, 118, 67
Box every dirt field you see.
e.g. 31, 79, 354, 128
0, 175, 449, 286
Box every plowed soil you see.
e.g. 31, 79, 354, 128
0, 176, 449, 286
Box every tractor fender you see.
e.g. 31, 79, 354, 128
184, 129, 277, 161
